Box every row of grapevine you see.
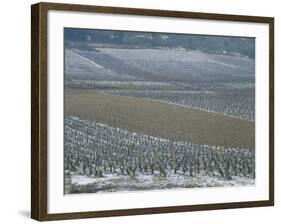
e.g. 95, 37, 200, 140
64, 116, 255, 181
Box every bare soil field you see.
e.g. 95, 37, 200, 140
65, 88, 254, 148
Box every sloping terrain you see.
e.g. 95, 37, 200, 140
65, 88, 254, 148
65, 116, 254, 194
67, 48, 255, 82
98, 48, 255, 81
65, 47, 255, 121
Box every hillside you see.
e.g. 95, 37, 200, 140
65, 88, 255, 148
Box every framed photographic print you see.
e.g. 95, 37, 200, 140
31, 2, 274, 221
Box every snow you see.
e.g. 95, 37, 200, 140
65, 116, 254, 194
69, 172, 255, 194
71, 50, 104, 69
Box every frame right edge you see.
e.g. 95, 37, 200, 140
268, 17, 274, 206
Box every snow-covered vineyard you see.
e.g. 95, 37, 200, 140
64, 116, 255, 194
65, 48, 255, 121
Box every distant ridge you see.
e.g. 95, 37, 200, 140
64, 28, 255, 59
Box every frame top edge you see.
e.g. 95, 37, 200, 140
32, 2, 274, 23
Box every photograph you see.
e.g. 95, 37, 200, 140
64, 28, 256, 194
30, 2, 274, 220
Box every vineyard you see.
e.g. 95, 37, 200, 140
64, 31, 255, 194
65, 49, 255, 121
64, 116, 255, 193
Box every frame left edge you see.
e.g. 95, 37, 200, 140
31, 2, 48, 221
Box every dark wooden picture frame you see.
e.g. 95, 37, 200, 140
31, 2, 274, 221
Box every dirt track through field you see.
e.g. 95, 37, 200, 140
65, 88, 255, 148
